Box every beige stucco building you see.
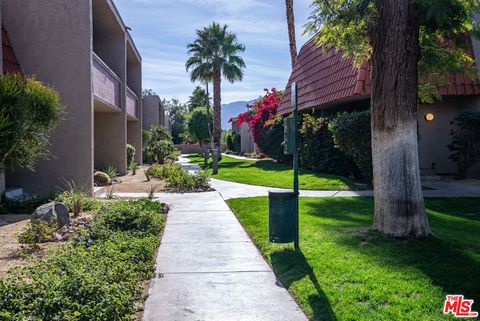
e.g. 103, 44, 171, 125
2, 0, 143, 195
279, 36, 480, 178
231, 120, 258, 154
142, 95, 171, 132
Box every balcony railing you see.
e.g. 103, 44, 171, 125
126, 87, 138, 119
92, 52, 121, 109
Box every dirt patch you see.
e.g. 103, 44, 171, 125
0, 213, 94, 276
107, 166, 164, 193
0, 214, 65, 276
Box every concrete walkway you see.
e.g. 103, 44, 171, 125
143, 191, 308, 321
177, 154, 480, 199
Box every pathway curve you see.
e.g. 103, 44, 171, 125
177, 155, 480, 199
143, 191, 308, 321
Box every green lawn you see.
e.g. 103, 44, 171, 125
227, 197, 480, 321
187, 154, 355, 190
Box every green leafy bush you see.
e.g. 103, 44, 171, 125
225, 131, 241, 153
300, 114, 353, 175
0, 199, 165, 320
94, 171, 111, 186
129, 161, 138, 175
147, 163, 210, 191
101, 165, 119, 179
17, 221, 56, 245
448, 111, 480, 178
144, 126, 175, 164
330, 111, 372, 182
0, 73, 64, 172
127, 144, 136, 166
257, 118, 292, 165
186, 106, 213, 145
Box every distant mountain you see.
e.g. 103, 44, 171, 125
221, 100, 254, 129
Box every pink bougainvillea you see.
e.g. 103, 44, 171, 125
230, 88, 282, 144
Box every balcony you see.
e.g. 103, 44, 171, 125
126, 87, 139, 120
92, 52, 121, 111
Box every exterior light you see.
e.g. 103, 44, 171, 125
425, 113, 434, 122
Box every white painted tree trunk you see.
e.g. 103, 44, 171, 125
370, 0, 432, 237
372, 122, 432, 237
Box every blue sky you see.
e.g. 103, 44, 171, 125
115, 0, 313, 104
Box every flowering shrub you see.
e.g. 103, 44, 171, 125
233, 88, 283, 144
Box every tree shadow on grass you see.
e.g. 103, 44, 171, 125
351, 231, 480, 311
270, 249, 337, 321
304, 197, 480, 311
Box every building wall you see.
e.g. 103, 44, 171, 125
0, 0, 4, 198
126, 41, 142, 164
93, 1, 128, 176
142, 95, 162, 131
417, 95, 480, 176
2, 0, 94, 194
239, 123, 258, 154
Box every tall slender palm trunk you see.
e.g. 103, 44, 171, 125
285, 0, 297, 68
213, 69, 222, 146
205, 80, 214, 150
370, 0, 431, 237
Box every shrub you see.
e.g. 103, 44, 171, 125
0, 199, 166, 320
0, 73, 64, 172
127, 144, 136, 166
101, 165, 119, 179
226, 131, 241, 153
93, 171, 111, 186
56, 183, 89, 217
299, 114, 353, 175
129, 161, 138, 175
257, 118, 292, 164
144, 126, 175, 164
448, 111, 480, 178
330, 111, 372, 182
147, 163, 210, 191
17, 221, 56, 245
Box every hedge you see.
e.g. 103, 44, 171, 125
0, 200, 166, 321
448, 111, 480, 178
329, 110, 372, 182
299, 114, 354, 175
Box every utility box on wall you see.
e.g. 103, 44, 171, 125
283, 116, 296, 155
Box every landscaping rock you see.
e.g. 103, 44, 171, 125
4, 187, 38, 203
32, 202, 70, 228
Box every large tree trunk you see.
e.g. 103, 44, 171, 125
285, 0, 297, 68
213, 69, 222, 146
370, 0, 431, 237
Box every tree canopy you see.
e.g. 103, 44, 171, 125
186, 107, 213, 145
188, 86, 209, 112
0, 74, 64, 172
305, 0, 480, 102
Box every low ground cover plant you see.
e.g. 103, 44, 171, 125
16, 221, 56, 247
0, 199, 166, 320
147, 162, 210, 192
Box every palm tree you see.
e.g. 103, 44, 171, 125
186, 22, 246, 146
285, 0, 297, 68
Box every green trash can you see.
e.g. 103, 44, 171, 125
268, 191, 295, 243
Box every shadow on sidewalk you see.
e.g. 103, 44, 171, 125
270, 249, 337, 321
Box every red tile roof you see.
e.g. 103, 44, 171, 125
2, 25, 21, 74
279, 37, 480, 114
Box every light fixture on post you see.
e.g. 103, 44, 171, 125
425, 113, 434, 122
